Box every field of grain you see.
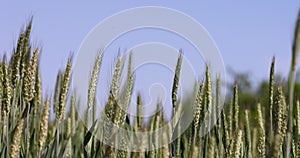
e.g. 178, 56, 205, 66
0, 11, 299, 158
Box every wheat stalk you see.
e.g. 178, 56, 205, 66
10, 117, 25, 158
20, 19, 32, 80
57, 56, 72, 121
119, 53, 134, 126
257, 103, 266, 157
111, 55, 123, 100
172, 50, 183, 111
170, 51, 183, 157
221, 109, 230, 156
267, 56, 275, 151
215, 76, 223, 156
136, 93, 144, 129
53, 70, 62, 116
245, 110, 252, 158
273, 86, 288, 153
106, 55, 123, 126
205, 65, 212, 130
38, 98, 50, 156
232, 81, 239, 135
234, 130, 243, 158
2, 57, 11, 117
103, 55, 123, 157
10, 31, 25, 88
23, 48, 39, 103
34, 66, 42, 109
193, 83, 204, 141
285, 9, 300, 157
87, 50, 103, 109
208, 136, 216, 158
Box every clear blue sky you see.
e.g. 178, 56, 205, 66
0, 1, 300, 118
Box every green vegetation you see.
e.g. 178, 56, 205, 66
0, 12, 300, 158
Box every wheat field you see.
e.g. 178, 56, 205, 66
0, 10, 299, 158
